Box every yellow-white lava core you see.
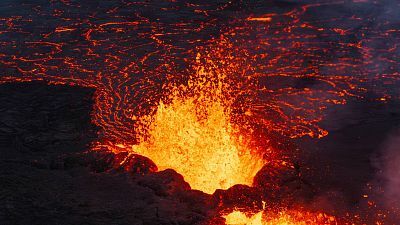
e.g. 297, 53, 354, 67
132, 97, 264, 194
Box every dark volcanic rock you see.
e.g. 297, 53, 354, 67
213, 184, 263, 211
253, 162, 314, 206
135, 169, 191, 196
0, 81, 96, 165
0, 82, 212, 225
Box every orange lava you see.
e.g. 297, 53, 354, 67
223, 209, 337, 225
131, 54, 265, 194
1, 1, 400, 223
247, 17, 272, 22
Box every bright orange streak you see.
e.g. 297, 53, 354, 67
247, 17, 272, 22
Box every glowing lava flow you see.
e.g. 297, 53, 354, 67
1, 1, 399, 223
131, 55, 265, 194
223, 209, 337, 225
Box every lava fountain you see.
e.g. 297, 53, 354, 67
131, 53, 265, 194
1, 0, 399, 223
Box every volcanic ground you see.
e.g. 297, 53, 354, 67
1, 0, 400, 225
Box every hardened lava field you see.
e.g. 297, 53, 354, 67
1, 0, 400, 224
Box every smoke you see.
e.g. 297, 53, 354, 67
372, 130, 400, 209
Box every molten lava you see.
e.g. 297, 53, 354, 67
223, 209, 337, 225
132, 99, 264, 193
1, 0, 399, 223
131, 55, 265, 194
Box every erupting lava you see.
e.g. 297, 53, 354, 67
1, 0, 400, 223
132, 54, 265, 194
223, 209, 337, 225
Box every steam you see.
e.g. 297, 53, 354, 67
372, 130, 400, 209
